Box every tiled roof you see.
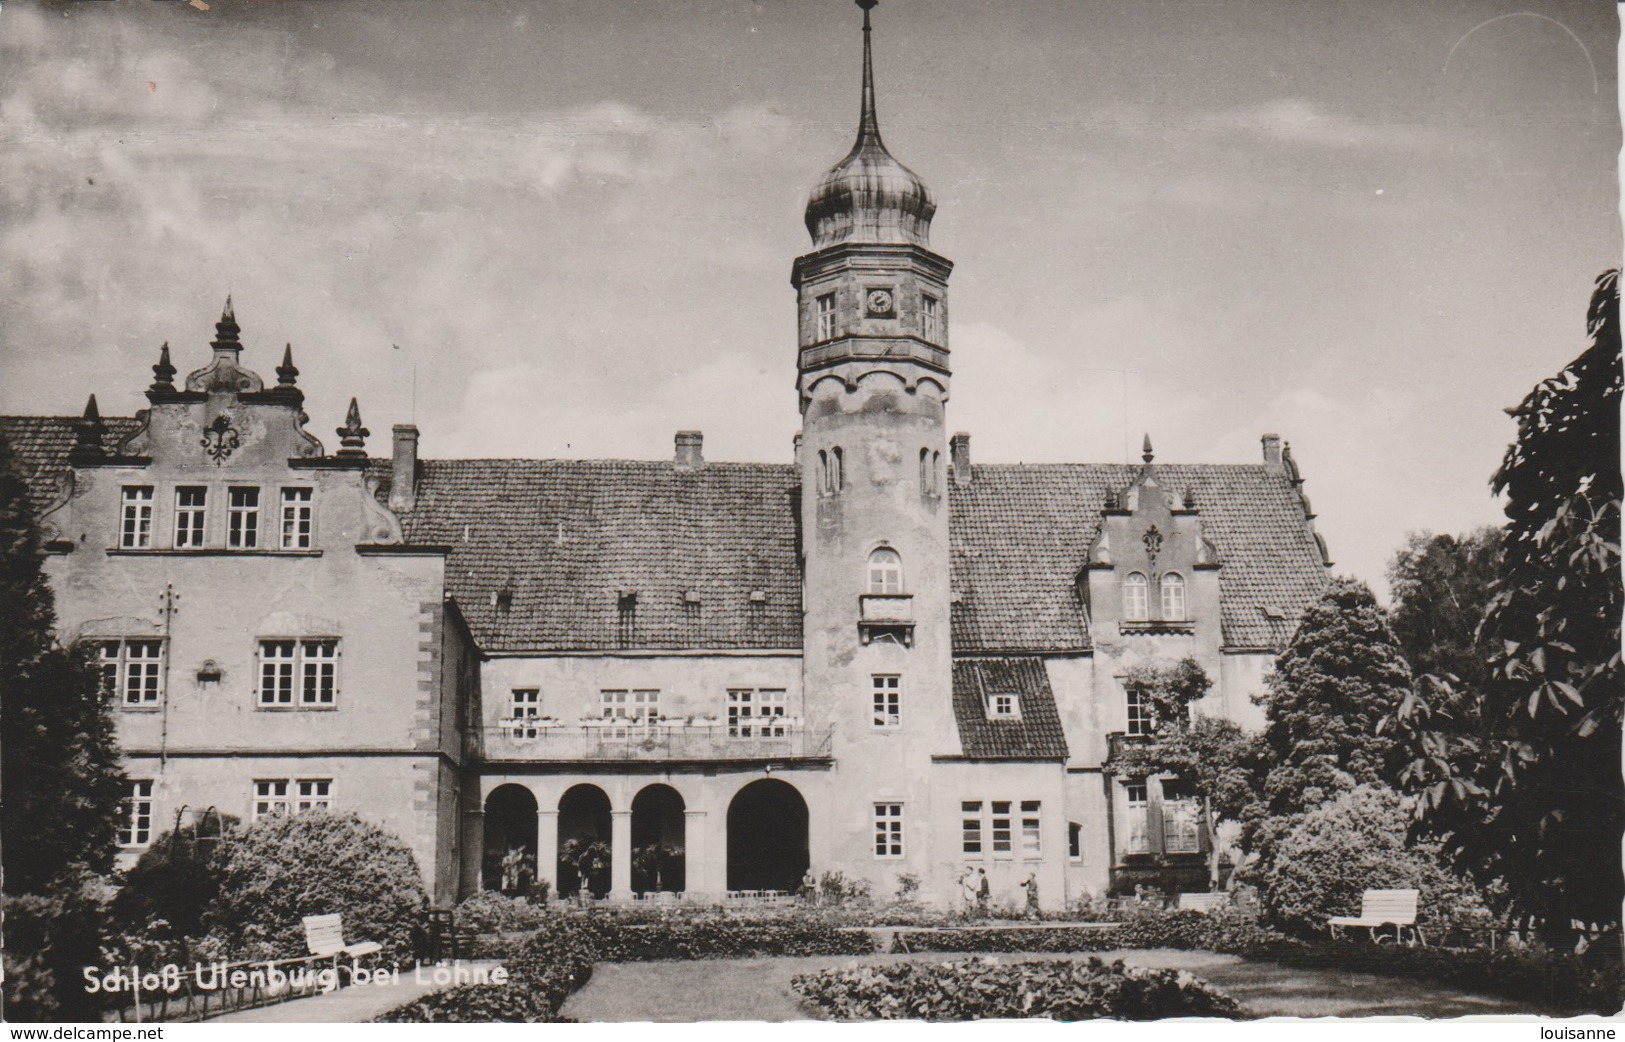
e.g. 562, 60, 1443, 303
3, 416, 1327, 655
373, 459, 804, 653
950, 464, 1329, 652
0, 415, 143, 520
950, 657, 1069, 760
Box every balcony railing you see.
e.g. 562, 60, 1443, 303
483, 720, 834, 763
858, 593, 914, 646
1106, 731, 1152, 763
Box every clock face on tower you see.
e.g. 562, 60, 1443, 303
866, 288, 895, 316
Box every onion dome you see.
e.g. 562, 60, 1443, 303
804, 0, 936, 249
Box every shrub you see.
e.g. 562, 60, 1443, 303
2, 869, 116, 1023
455, 891, 548, 935
379, 918, 595, 1023
111, 811, 237, 954
819, 871, 873, 906
572, 910, 876, 961
793, 956, 1244, 1020
1253, 785, 1488, 936
202, 811, 427, 961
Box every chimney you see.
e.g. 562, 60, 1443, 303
1261, 433, 1283, 470
950, 432, 972, 487
675, 430, 704, 471
390, 424, 419, 512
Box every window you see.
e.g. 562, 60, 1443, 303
867, 547, 903, 594
258, 639, 339, 708
97, 639, 164, 706
228, 487, 260, 548
601, 689, 660, 724
815, 292, 836, 341
253, 779, 290, 820
871, 674, 901, 728
121, 780, 154, 847
727, 688, 787, 737
280, 488, 313, 549
873, 803, 904, 858
1126, 687, 1153, 736
1160, 572, 1186, 620
1123, 782, 1150, 853
1069, 821, 1083, 861
921, 294, 940, 343
828, 446, 844, 493
961, 801, 982, 855
1020, 800, 1042, 856
1123, 572, 1149, 620
174, 486, 207, 548
509, 689, 541, 737
295, 779, 333, 814
1161, 781, 1200, 853
120, 487, 153, 548
987, 692, 1020, 719
991, 801, 1013, 854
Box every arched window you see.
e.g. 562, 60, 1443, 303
830, 446, 844, 493
1123, 572, 1149, 620
817, 450, 829, 496
868, 547, 903, 594
1160, 572, 1186, 621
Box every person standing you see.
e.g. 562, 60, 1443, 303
1023, 873, 1040, 919
800, 868, 819, 906
959, 869, 978, 918
976, 868, 990, 915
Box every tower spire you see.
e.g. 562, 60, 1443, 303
856, 0, 881, 149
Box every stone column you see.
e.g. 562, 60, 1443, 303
536, 808, 559, 900
683, 809, 710, 900
610, 809, 634, 900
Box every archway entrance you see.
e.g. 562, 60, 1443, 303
557, 784, 612, 898
631, 784, 686, 894
483, 784, 538, 894
726, 778, 809, 892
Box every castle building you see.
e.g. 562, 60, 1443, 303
3, 2, 1329, 910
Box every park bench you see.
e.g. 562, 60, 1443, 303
1177, 892, 1230, 914
1327, 889, 1425, 946
302, 913, 384, 966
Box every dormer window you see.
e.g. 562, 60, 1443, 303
987, 692, 1020, 719
1160, 572, 1186, 621
867, 547, 903, 594
816, 293, 836, 341
1123, 572, 1149, 621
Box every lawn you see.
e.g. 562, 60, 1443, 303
559, 948, 1537, 1021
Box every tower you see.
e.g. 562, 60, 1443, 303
795, 0, 958, 888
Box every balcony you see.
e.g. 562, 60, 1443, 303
1106, 730, 1153, 765
483, 720, 834, 764
858, 593, 914, 647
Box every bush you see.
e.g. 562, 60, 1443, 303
379, 918, 594, 1023
1252, 785, 1488, 936
454, 891, 548, 935
793, 956, 1244, 1021
2, 869, 116, 1023
892, 909, 1276, 957
202, 811, 427, 961
571, 910, 876, 961
110, 812, 237, 957
819, 871, 873, 906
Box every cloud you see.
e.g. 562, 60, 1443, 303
1200, 98, 1440, 151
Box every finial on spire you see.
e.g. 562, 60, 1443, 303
212, 296, 242, 354
856, 0, 881, 149
149, 341, 176, 392
1141, 433, 1155, 465
277, 343, 299, 387
336, 397, 370, 458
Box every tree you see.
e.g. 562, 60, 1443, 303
1396, 270, 1622, 940
0, 429, 127, 895
1253, 577, 1414, 822
1387, 526, 1502, 690
1109, 658, 1265, 888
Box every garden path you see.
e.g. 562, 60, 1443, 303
560, 948, 1537, 1021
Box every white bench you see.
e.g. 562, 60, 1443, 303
1177, 892, 1230, 914
302, 913, 384, 965
1328, 889, 1425, 946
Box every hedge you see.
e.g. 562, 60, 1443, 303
379, 918, 595, 1023
793, 956, 1244, 1021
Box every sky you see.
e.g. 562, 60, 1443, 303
1, 0, 1618, 593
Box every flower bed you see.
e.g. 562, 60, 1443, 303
792, 956, 1244, 1021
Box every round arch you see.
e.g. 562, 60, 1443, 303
558, 784, 613, 898
726, 778, 809, 893
482, 784, 538, 895
631, 784, 686, 894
